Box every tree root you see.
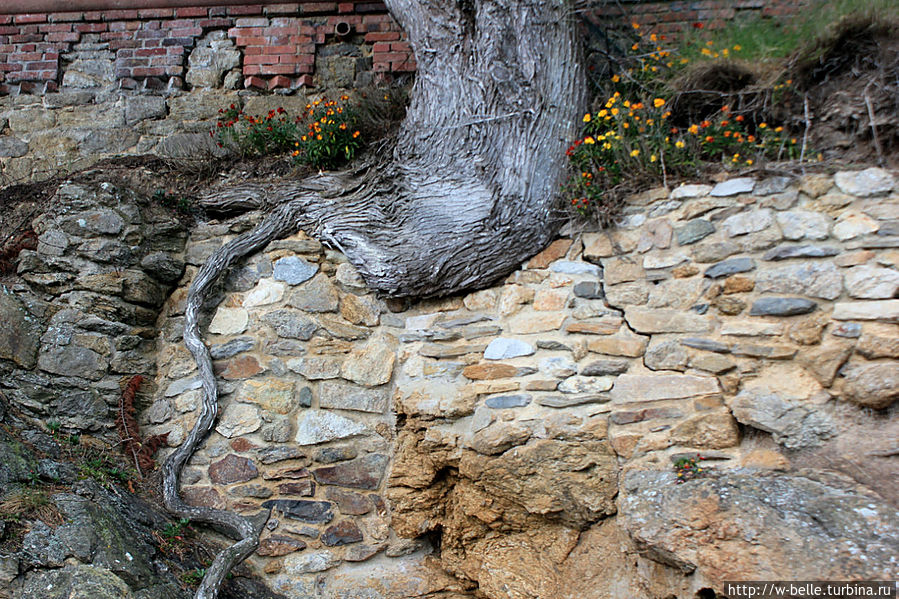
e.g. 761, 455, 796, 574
160, 206, 299, 599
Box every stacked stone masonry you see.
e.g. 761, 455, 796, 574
134, 167, 897, 596
0, 2, 411, 95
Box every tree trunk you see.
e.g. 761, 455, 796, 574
163, 1, 585, 597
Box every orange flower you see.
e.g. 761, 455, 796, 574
735, 115, 744, 122
705, 135, 714, 143
653, 98, 665, 108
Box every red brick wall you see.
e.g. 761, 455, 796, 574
0, 1, 414, 94
586, 0, 809, 36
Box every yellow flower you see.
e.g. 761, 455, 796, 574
650, 33, 657, 42
301, 135, 307, 141
722, 48, 729, 57
584, 137, 595, 144
759, 122, 767, 128
701, 48, 712, 56
611, 74, 620, 83
316, 134, 322, 140
630, 149, 640, 157
653, 98, 665, 108
623, 100, 631, 108
688, 124, 699, 134
675, 140, 685, 148
733, 44, 742, 51
611, 108, 619, 116
623, 122, 629, 129
632, 43, 639, 51
774, 126, 783, 133
632, 22, 640, 29
746, 159, 753, 165
650, 154, 657, 162
583, 113, 592, 123
598, 109, 608, 118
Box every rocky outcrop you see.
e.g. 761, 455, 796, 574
0, 179, 188, 436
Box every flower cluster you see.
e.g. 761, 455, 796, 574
213, 104, 299, 156
291, 95, 361, 170
211, 97, 363, 170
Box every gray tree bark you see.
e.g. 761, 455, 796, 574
161, 1, 585, 597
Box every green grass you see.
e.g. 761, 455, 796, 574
678, 0, 899, 64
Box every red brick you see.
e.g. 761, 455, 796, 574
10, 52, 41, 61
356, 2, 387, 13
100, 9, 139, 20
136, 47, 167, 57
259, 63, 303, 74
296, 74, 313, 86
338, 3, 355, 13
83, 11, 104, 21
101, 31, 131, 40
74, 22, 107, 33
109, 40, 138, 50
228, 26, 263, 36
289, 35, 314, 44
41, 52, 59, 60
175, 7, 209, 18
233, 36, 268, 46
235, 17, 269, 27
14, 14, 47, 25
228, 5, 265, 15
280, 53, 314, 64
244, 54, 280, 65
364, 31, 400, 42
166, 45, 185, 55
391, 41, 411, 52
244, 75, 266, 87
242, 45, 266, 55
199, 18, 233, 28
268, 75, 292, 89
108, 21, 140, 32
24, 60, 57, 70
263, 26, 296, 36
45, 32, 77, 43
168, 27, 202, 38
261, 44, 296, 54
0, 26, 17, 35
372, 41, 390, 53
265, 4, 301, 15
301, 3, 338, 14
48, 12, 81, 22
137, 9, 173, 18
39, 24, 73, 33
376, 52, 408, 62
0, 63, 22, 72
131, 66, 166, 77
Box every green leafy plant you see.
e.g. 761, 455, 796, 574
180, 568, 206, 586
291, 95, 362, 170
152, 188, 195, 215
153, 518, 195, 558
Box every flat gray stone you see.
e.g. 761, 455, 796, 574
675, 219, 715, 245
484, 337, 535, 360
610, 373, 720, 403
729, 389, 833, 449
209, 337, 255, 360
834, 167, 895, 197
0, 136, 28, 157
776, 210, 831, 240
832, 300, 899, 322
755, 262, 842, 300
704, 257, 755, 279
273, 256, 318, 285
318, 381, 388, 413
844, 265, 899, 299
749, 298, 817, 316
295, 411, 368, 445
485, 394, 532, 409
0, 287, 41, 368
763, 245, 840, 261
536, 394, 610, 408
263, 309, 318, 340
549, 260, 601, 276
670, 184, 713, 199
754, 176, 793, 195
579, 358, 630, 376
722, 209, 774, 237
680, 337, 731, 353
710, 177, 755, 197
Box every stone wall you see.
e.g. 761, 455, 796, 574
0, 2, 411, 185
141, 167, 898, 597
